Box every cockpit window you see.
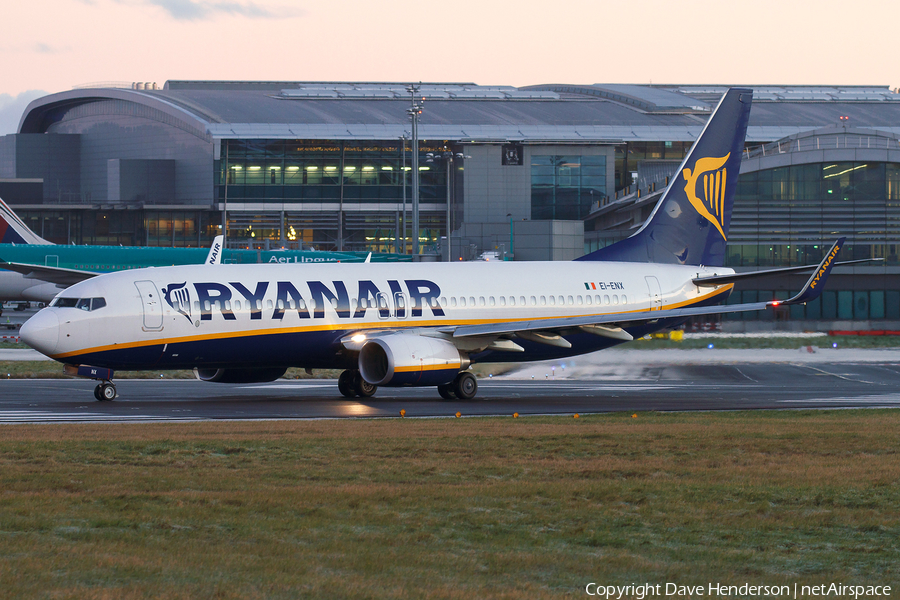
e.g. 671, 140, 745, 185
51, 297, 106, 311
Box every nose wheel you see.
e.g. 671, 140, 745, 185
93, 381, 117, 401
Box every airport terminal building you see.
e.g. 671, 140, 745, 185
1, 81, 899, 327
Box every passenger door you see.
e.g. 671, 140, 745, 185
645, 276, 662, 311
135, 280, 164, 331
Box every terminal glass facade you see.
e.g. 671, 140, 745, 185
16, 209, 219, 247
728, 162, 900, 267
216, 140, 451, 204
726, 289, 900, 322
531, 155, 607, 220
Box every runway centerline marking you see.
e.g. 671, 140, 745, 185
793, 364, 883, 385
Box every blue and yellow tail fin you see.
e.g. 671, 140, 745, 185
577, 88, 752, 267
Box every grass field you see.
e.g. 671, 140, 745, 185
1, 411, 898, 598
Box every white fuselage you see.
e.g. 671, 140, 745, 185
22, 260, 733, 370
0, 270, 61, 302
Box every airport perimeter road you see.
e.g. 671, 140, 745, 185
0, 360, 899, 422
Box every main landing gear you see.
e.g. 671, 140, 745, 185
93, 381, 117, 401
338, 369, 377, 398
437, 371, 478, 400
337, 369, 478, 400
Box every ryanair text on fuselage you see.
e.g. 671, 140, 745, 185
162, 279, 445, 324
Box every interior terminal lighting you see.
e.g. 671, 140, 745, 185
344, 166, 356, 172
419, 166, 430, 171
306, 166, 318, 171
402, 166, 412, 171
362, 166, 375, 171
286, 166, 300, 171
269, 166, 281, 170
381, 166, 393, 171
231, 165, 242, 170
248, 166, 261, 171
324, 166, 337, 171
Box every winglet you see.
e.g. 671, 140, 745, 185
205, 235, 224, 265
771, 238, 845, 307
364, 252, 372, 264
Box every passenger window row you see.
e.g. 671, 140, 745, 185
190, 293, 630, 314
435, 294, 628, 308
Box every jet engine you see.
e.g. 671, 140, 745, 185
193, 367, 287, 384
358, 334, 468, 386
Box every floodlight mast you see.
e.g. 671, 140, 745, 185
407, 84, 422, 256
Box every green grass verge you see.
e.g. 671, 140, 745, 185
0, 411, 897, 598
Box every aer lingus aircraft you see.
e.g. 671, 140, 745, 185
0, 198, 409, 303
19, 89, 854, 401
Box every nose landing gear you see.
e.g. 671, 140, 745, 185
93, 381, 117, 401
64, 364, 117, 401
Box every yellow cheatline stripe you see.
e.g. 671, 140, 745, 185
394, 362, 460, 373
51, 285, 733, 360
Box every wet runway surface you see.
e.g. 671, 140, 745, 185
1, 361, 899, 422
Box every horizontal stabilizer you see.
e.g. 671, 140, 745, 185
693, 255, 878, 287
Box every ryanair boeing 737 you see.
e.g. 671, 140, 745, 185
19, 89, 854, 401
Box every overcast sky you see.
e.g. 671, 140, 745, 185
2, 0, 898, 134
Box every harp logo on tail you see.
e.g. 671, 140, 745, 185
682, 153, 730, 240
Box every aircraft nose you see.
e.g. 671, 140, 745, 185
20, 309, 60, 357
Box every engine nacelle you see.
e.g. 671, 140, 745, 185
194, 367, 287, 384
359, 334, 469, 386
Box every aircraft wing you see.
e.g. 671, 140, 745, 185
449, 238, 845, 341
446, 299, 771, 339
0, 260, 97, 286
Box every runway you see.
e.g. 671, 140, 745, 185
1, 360, 899, 423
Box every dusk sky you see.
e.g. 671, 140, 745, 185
1, 0, 898, 133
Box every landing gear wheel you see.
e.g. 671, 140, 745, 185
97, 382, 116, 401
437, 383, 456, 400
338, 370, 356, 398
352, 372, 377, 398
453, 372, 477, 400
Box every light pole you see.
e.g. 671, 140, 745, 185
222, 140, 229, 249
446, 151, 452, 261
406, 85, 423, 256
427, 148, 468, 261
506, 212, 514, 261
400, 134, 408, 254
